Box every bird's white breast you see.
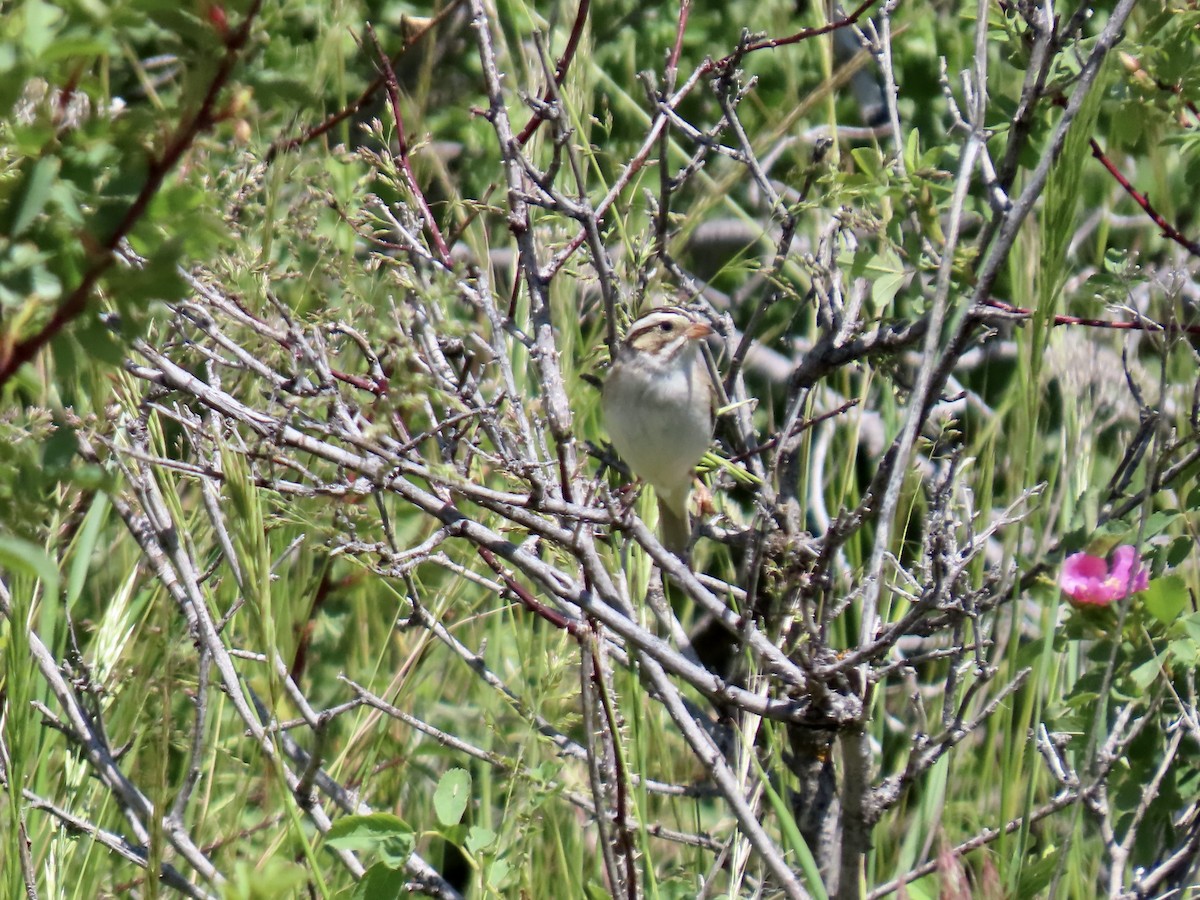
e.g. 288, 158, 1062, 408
602, 345, 712, 497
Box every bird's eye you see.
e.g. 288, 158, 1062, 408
659, 321, 673, 332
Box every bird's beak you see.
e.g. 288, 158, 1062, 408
685, 321, 713, 340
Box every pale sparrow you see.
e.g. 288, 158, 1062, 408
602, 307, 715, 554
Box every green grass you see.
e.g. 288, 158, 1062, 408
2, 1, 1199, 898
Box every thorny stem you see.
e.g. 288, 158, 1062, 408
368, 23, 453, 266
24, 1, 1198, 896
0, 0, 266, 389
1089, 137, 1200, 257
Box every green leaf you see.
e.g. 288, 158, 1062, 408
108, 242, 187, 307
8, 156, 60, 238
899, 875, 937, 900
1168, 638, 1198, 667
465, 825, 496, 855
1063, 690, 1100, 712
326, 813, 414, 868
1178, 612, 1200, 645
433, 767, 471, 827
69, 318, 127, 367
64, 493, 109, 610
1015, 850, 1060, 898
0, 534, 61, 600
38, 36, 113, 64
850, 147, 884, 180
0, 42, 18, 77
1167, 536, 1193, 567
326, 813, 411, 846
1130, 653, 1163, 690
865, 250, 907, 309
41, 418, 77, 471
702, 450, 761, 485
251, 71, 320, 108
1083, 533, 1123, 556
487, 857, 512, 890
21, 0, 65, 57
1142, 575, 1188, 626
903, 127, 921, 174
225, 856, 308, 900
1143, 511, 1182, 536
352, 862, 408, 900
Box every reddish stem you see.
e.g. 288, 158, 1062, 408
476, 546, 581, 634
0, 0, 265, 390
983, 297, 1200, 337
544, 0, 876, 281
267, 2, 465, 160
709, 0, 878, 75
668, 0, 692, 78
367, 23, 453, 267
515, 0, 591, 146
1089, 138, 1200, 258
330, 370, 388, 395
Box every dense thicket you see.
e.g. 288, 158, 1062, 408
1, 2, 1198, 897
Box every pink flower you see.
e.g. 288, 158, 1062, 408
1060, 545, 1149, 606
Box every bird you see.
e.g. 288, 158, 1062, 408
601, 306, 715, 555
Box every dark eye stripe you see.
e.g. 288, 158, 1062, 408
627, 311, 691, 340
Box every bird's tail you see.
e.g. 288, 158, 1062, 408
656, 492, 692, 557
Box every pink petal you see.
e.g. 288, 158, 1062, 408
1073, 583, 1116, 605
1061, 552, 1106, 583
1106, 545, 1148, 596
1060, 552, 1110, 603
1060, 546, 1149, 606
1108, 545, 1137, 579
